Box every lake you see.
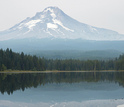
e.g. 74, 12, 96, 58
0, 71, 124, 107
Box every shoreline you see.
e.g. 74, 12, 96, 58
0, 70, 124, 73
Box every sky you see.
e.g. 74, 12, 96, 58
0, 0, 124, 34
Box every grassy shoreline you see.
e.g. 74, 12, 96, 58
0, 70, 124, 73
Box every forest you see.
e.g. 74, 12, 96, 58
0, 48, 124, 71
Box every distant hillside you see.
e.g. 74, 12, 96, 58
0, 39, 124, 53
29, 50, 122, 60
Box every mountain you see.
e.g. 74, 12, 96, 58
0, 6, 124, 41
0, 6, 124, 56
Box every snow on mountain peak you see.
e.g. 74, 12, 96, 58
0, 6, 124, 41
12, 6, 74, 38
43, 6, 60, 13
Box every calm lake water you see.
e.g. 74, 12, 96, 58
0, 72, 124, 107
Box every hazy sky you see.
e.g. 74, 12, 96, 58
0, 0, 124, 34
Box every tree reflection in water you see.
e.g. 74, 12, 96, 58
0, 72, 124, 95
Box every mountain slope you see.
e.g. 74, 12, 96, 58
0, 6, 124, 41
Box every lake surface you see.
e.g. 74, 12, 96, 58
0, 72, 124, 107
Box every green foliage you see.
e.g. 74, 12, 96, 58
0, 48, 45, 71
116, 54, 124, 70
0, 48, 124, 71
1, 64, 7, 71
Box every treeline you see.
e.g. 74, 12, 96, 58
0, 48, 45, 71
0, 48, 124, 71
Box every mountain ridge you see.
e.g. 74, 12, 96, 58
0, 6, 124, 41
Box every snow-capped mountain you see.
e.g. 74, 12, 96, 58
0, 6, 124, 41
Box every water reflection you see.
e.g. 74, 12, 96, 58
0, 72, 124, 95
